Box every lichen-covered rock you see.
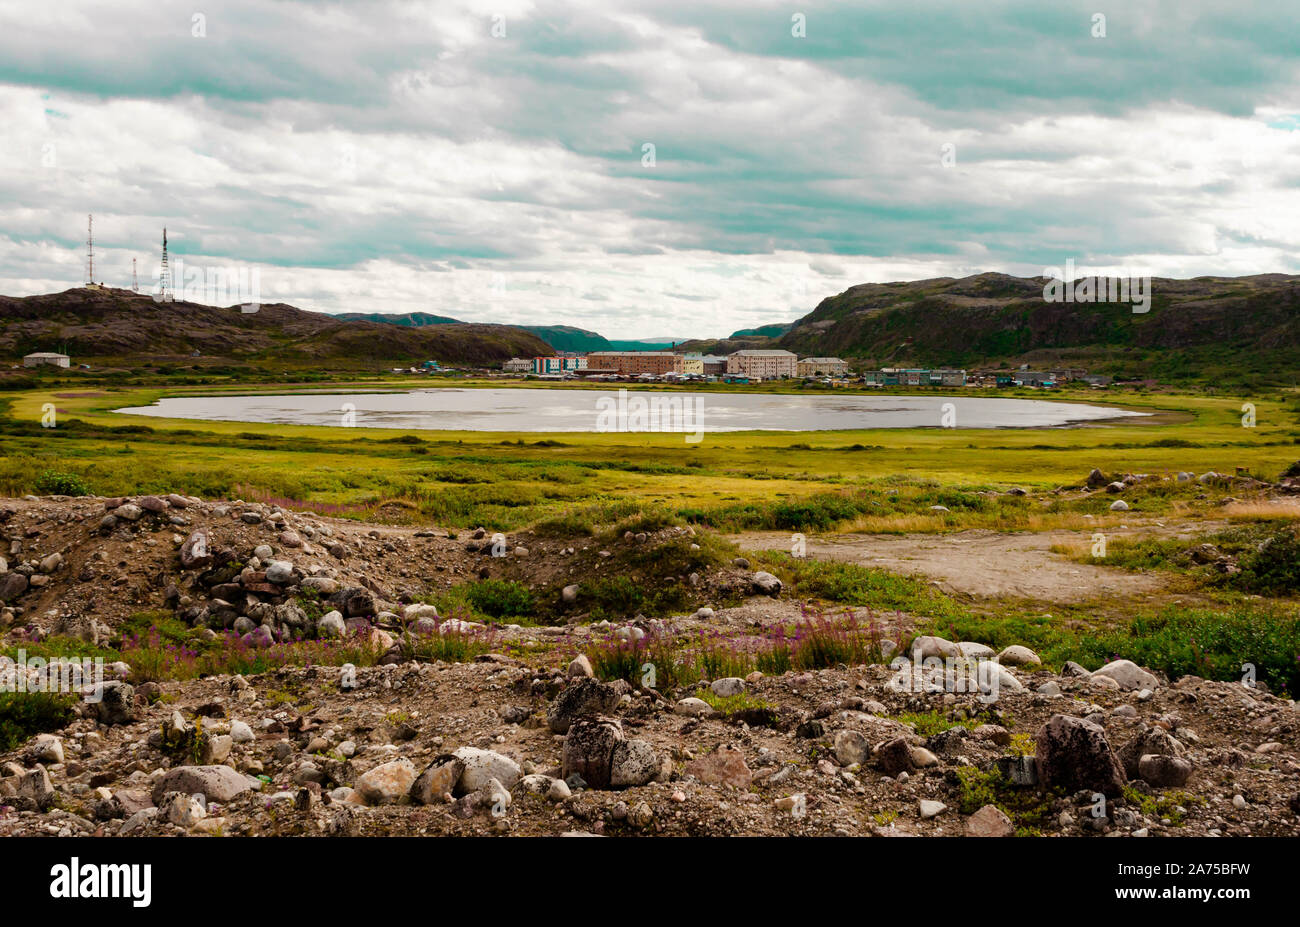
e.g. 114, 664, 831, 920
1035, 713, 1126, 797
547, 677, 621, 734
355, 758, 417, 805
561, 718, 624, 789
1117, 727, 1185, 779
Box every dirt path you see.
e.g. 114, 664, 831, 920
733, 521, 1227, 604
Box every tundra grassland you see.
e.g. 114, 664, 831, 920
1, 381, 1297, 533
2, 381, 1299, 697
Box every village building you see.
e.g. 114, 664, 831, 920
23, 352, 70, 368
585, 351, 684, 376
726, 349, 797, 379
797, 357, 850, 377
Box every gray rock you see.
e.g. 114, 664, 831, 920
1117, 727, 1185, 778
609, 738, 664, 788
561, 718, 624, 790
265, 560, 295, 584
547, 677, 621, 733
1035, 713, 1126, 798
1092, 659, 1158, 691
411, 755, 463, 804
229, 720, 254, 744
750, 571, 783, 596
710, 677, 745, 697
93, 681, 135, 725
355, 758, 417, 805
317, 610, 345, 638
453, 747, 521, 794
1137, 754, 1193, 788
997, 645, 1040, 666
834, 730, 871, 766
908, 635, 961, 660
151, 766, 258, 805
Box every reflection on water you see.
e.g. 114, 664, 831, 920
114, 387, 1149, 432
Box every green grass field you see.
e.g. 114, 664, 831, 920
2, 380, 1298, 531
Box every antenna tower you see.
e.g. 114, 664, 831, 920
158, 228, 173, 302
86, 214, 94, 285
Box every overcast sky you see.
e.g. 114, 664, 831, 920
1, 0, 1297, 338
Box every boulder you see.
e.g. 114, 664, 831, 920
265, 560, 295, 584
1092, 659, 1158, 691
411, 755, 463, 804
876, 737, 915, 777
93, 681, 136, 725
996, 645, 1040, 667
547, 677, 621, 734
684, 744, 752, 788
834, 730, 871, 767
908, 635, 961, 660
566, 655, 594, 678
1137, 754, 1193, 788
317, 611, 346, 638
561, 718, 624, 790
1035, 714, 1126, 797
1117, 727, 1185, 778
710, 677, 745, 698
609, 739, 665, 788
355, 759, 417, 805
750, 571, 783, 596
151, 766, 258, 805
452, 747, 521, 794
964, 804, 1014, 837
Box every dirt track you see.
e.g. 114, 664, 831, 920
732, 521, 1228, 603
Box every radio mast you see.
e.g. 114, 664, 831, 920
86, 214, 94, 285
158, 228, 173, 302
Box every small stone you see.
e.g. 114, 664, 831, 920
834, 730, 871, 767
919, 800, 947, 819
964, 804, 1014, 837
710, 677, 745, 698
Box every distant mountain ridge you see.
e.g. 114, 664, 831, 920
0, 288, 552, 368
775, 272, 1300, 386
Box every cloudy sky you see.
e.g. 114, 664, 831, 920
1, 0, 1298, 338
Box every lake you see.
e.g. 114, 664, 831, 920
113, 387, 1151, 433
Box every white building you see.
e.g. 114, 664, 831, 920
502, 357, 532, 373
797, 357, 850, 377
23, 352, 70, 368
726, 349, 797, 379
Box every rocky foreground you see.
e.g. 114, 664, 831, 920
0, 494, 1297, 837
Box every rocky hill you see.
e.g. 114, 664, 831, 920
0, 288, 553, 369
0, 493, 1297, 837
778, 273, 1300, 385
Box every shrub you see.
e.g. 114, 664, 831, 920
33, 469, 91, 496
463, 580, 536, 619
0, 692, 76, 752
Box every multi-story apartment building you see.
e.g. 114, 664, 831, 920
797, 357, 850, 377
726, 349, 797, 379
529, 356, 587, 374
585, 352, 684, 376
